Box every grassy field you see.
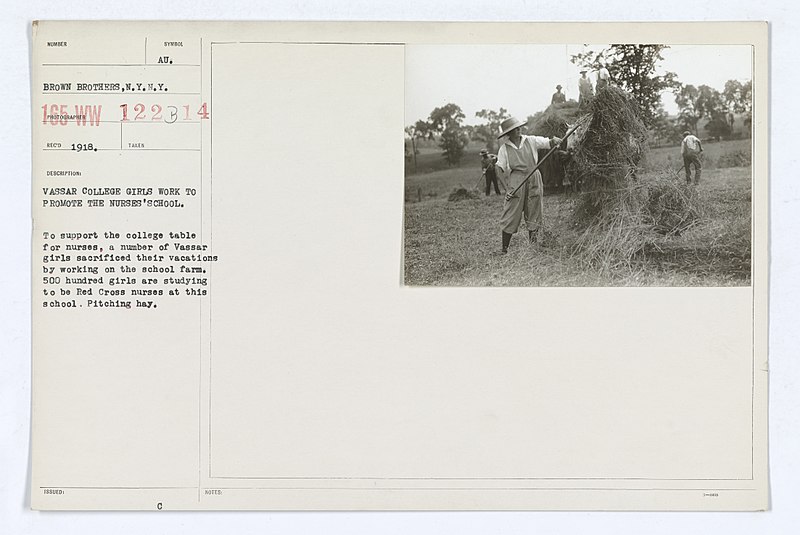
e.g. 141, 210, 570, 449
404, 140, 752, 287
642, 138, 752, 173
405, 141, 486, 177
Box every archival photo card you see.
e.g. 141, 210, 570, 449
30, 21, 767, 511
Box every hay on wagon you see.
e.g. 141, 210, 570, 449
528, 102, 582, 189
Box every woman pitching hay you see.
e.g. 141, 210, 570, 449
494, 117, 561, 254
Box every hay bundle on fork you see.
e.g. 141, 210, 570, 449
568, 85, 648, 194
567, 86, 702, 270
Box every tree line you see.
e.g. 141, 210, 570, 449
406, 45, 752, 167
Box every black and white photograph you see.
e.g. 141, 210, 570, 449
404, 44, 753, 286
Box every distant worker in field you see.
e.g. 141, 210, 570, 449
480, 149, 501, 196
596, 63, 611, 91
578, 70, 594, 109
494, 117, 562, 254
551, 84, 566, 105
681, 130, 704, 185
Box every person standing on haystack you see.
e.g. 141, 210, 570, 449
681, 130, 704, 185
551, 84, 566, 105
578, 70, 594, 109
480, 148, 501, 196
493, 117, 562, 254
596, 63, 611, 91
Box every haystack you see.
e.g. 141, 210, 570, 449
448, 187, 479, 202
567, 86, 703, 268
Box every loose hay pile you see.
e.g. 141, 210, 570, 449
567, 86, 703, 268
448, 187, 480, 202
645, 177, 703, 235
571, 174, 703, 269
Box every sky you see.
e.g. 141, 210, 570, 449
405, 44, 752, 127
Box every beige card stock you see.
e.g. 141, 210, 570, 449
31, 21, 768, 510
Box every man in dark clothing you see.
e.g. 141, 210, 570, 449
551, 84, 566, 105
480, 149, 501, 196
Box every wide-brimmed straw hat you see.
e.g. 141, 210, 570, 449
682, 130, 692, 136
497, 117, 525, 139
